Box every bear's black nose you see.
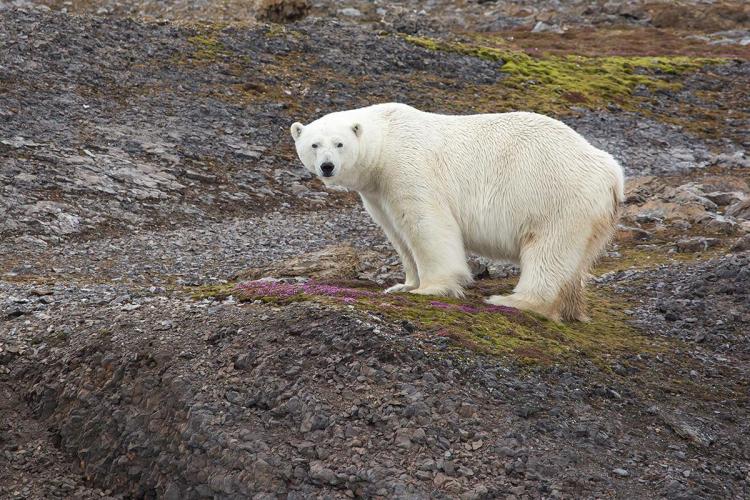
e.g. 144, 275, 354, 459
320, 162, 335, 177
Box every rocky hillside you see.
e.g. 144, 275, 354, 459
1, 1, 749, 499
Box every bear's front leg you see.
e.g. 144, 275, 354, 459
382, 234, 419, 294
360, 195, 419, 293
389, 201, 472, 298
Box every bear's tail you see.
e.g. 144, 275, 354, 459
608, 156, 625, 221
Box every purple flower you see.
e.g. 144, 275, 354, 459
483, 304, 519, 314
430, 301, 454, 310
458, 305, 482, 313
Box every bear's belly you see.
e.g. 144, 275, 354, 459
459, 216, 522, 262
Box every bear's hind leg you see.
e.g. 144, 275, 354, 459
486, 230, 590, 322
486, 293, 560, 320
558, 274, 590, 322
557, 214, 617, 321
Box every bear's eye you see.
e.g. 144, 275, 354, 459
336, 143, 343, 148
311, 144, 318, 149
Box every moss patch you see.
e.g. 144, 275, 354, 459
187, 33, 232, 61
595, 243, 729, 274
405, 35, 724, 115
229, 278, 667, 366
471, 28, 750, 59
191, 283, 235, 301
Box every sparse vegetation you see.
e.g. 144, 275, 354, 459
405, 35, 725, 114
187, 32, 231, 61
231, 278, 666, 366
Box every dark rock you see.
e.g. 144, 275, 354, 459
308, 462, 336, 485
515, 406, 541, 419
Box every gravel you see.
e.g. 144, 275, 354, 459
609, 253, 750, 353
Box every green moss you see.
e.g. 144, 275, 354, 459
370, 287, 658, 366
190, 283, 236, 301
405, 36, 441, 51
264, 23, 303, 39
187, 33, 231, 61
595, 238, 732, 274
404, 35, 725, 114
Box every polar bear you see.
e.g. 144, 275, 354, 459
290, 103, 624, 321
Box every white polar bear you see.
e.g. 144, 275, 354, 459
290, 103, 624, 321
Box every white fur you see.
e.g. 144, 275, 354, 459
291, 103, 624, 321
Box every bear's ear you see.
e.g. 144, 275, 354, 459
290, 122, 305, 140
352, 123, 362, 138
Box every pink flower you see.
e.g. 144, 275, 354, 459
429, 301, 454, 310
483, 304, 519, 314
458, 305, 481, 313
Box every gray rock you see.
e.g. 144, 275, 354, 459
658, 411, 714, 447
730, 234, 750, 252
532, 21, 564, 33
308, 462, 336, 485
394, 429, 412, 449
339, 7, 362, 17
727, 198, 750, 220
675, 237, 720, 253
704, 191, 744, 206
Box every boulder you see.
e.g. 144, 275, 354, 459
254, 0, 310, 22
675, 237, 720, 253
727, 198, 750, 220
730, 234, 750, 252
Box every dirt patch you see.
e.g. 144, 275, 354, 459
483, 27, 750, 59
647, 1, 750, 32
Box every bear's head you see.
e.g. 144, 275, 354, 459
290, 116, 362, 191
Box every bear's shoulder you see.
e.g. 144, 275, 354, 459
357, 102, 419, 118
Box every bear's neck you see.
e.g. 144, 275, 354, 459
354, 116, 389, 195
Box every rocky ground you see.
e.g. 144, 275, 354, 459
1, 1, 749, 499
